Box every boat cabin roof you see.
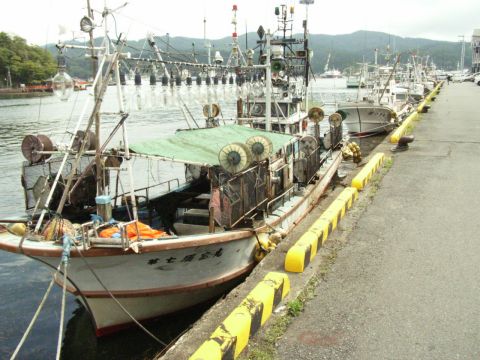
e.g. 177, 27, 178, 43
129, 125, 296, 166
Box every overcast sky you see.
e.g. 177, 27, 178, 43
1, 0, 479, 45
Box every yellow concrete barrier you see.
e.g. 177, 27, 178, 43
189, 272, 290, 360
417, 99, 428, 113
390, 112, 418, 144
391, 81, 443, 144
426, 82, 442, 102
284, 187, 358, 273
351, 152, 385, 190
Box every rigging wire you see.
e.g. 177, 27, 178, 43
61, 89, 81, 143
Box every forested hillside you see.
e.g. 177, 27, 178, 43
0, 32, 57, 86
1, 30, 467, 81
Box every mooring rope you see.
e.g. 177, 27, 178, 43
10, 263, 61, 360
55, 262, 68, 360
55, 236, 72, 360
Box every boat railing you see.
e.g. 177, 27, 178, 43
112, 178, 180, 206
266, 184, 295, 215
81, 219, 136, 250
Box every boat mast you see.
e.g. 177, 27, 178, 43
303, 1, 311, 101
85, 0, 104, 196
324, 53, 330, 73
147, 33, 170, 79
226, 4, 246, 67
265, 30, 272, 132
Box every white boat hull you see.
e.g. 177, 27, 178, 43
80, 281, 241, 335
337, 103, 395, 135
44, 237, 257, 335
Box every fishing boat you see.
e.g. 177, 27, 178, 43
338, 58, 412, 135
345, 65, 366, 88
345, 73, 365, 88
0, 1, 344, 339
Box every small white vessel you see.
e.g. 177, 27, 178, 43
320, 53, 342, 78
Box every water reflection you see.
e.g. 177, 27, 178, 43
61, 299, 215, 360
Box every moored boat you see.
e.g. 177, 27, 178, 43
0, 1, 345, 340
338, 58, 412, 136
336, 102, 396, 135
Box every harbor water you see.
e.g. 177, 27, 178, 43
0, 79, 364, 359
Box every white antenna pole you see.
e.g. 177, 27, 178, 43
204, 17, 211, 65
265, 30, 272, 132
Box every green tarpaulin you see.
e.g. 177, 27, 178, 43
129, 125, 296, 166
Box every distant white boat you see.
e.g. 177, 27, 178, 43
320, 53, 342, 78
320, 69, 343, 79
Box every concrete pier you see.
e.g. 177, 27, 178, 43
276, 83, 480, 359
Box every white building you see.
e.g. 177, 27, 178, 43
472, 29, 480, 73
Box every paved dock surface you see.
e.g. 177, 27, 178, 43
277, 83, 480, 359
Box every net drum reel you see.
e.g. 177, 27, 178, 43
203, 103, 221, 127
328, 112, 344, 149
250, 103, 265, 117
202, 103, 220, 118
299, 135, 318, 156
21, 134, 54, 164
308, 107, 324, 139
245, 135, 273, 162
218, 142, 253, 174
72, 130, 96, 152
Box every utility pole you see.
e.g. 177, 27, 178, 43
458, 35, 465, 72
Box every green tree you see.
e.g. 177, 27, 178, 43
0, 32, 56, 86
